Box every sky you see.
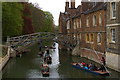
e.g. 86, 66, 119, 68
29, 0, 81, 26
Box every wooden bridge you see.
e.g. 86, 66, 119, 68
6, 32, 56, 53
6, 32, 78, 54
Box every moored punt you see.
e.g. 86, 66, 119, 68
16, 53, 22, 57
38, 52, 44, 57
72, 63, 110, 76
41, 64, 50, 77
47, 57, 52, 64
42, 72, 49, 77
44, 56, 52, 64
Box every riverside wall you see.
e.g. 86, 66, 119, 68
72, 46, 120, 72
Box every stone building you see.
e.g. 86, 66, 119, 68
106, 2, 120, 72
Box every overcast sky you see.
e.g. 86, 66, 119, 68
29, 0, 81, 26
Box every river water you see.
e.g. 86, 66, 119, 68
2, 42, 120, 79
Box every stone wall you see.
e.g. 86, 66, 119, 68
106, 52, 120, 72
80, 48, 104, 63
72, 45, 104, 64
72, 44, 80, 56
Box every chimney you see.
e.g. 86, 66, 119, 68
71, 0, 75, 8
65, 0, 69, 12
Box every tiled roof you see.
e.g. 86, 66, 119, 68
83, 3, 107, 14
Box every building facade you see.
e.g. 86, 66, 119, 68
59, 0, 77, 49
106, 2, 120, 72
79, 2, 107, 63
58, 0, 120, 72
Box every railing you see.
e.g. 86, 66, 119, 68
6, 32, 56, 52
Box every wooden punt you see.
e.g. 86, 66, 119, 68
42, 72, 49, 77
72, 63, 110, 76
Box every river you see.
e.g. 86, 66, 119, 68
2, 42, 120, 79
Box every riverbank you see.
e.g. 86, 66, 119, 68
0, 46, 10, 71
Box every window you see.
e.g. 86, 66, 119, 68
80, 19, 81, 28
111, 28, 116, 43
77, 19, 79, 28
86, 17, 89, 27
90, 33, 94, 42
93, 15, 97, 26
99, 14, 102, 26
74, 20, 76, 29
86, 33, 89, 43
111, 2, 116, 19
68, 30, 70, 33
67, 20, 70, 29
97, 33, 102, 44
93, 2, 96, 7
80, 33, 81, 40
74, 34, 76, 39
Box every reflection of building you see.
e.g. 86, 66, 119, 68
106, 2, 120, 72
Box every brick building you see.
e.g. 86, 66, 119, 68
60, 0, 107, 62
58, 0, 120, 71
79, 2, 107, 63
58, 0, 77, 49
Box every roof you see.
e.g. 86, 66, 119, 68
83, 3, 107, 14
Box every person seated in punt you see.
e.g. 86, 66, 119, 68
89, 63, 94, 70
42, 66, 49, 73
75, 63, 80, 66
92, 65, 98, 71
84, 64, 89, 69
42, 62, 48, 67
75, 62, 86, 68
81, 62, 86, 66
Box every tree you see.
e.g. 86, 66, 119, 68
2, 2, 23, 41
29, 3, 45, 32
43, 11, 54, 32
29, 3, 54, 32
22, 3, 34, 34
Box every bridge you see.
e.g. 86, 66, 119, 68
6, 32, 56, 53
5, 32, 79, 56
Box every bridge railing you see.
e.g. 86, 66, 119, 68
6, 32, 56, 52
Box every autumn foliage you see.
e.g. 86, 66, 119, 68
22, 3, 34, 34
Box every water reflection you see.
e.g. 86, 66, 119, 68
49, 43, 60, 78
